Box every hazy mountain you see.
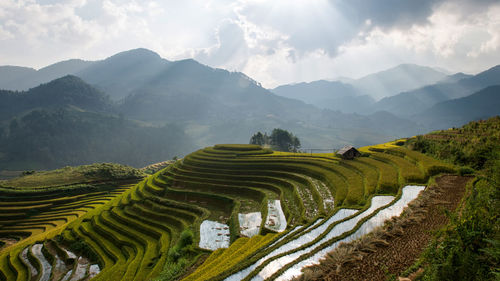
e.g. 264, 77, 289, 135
374, 65, 500, 117
118, 58, 314, 122
1, 49, 410, 152
272, 80, 359, 103
367, 111, 424, 136
0, 66, 37, 89
72, 50, 417, 148
271, 64, 447, 114
76, 48, 170, 100
270, 80, 375, 113
0, 60, 94, 91
351, 64, 448, 100
0, 49, 168, 100
438, 72, 473, 84
415, 85, 500, 129
3, 48, 495, 168
0, 75, 111, 120
0, 75, 195, 169
318, 94, 374, 114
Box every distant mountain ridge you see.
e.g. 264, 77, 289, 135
76, 48, 171, 100
271, 80, 375, 113
271, 64, 449, 113
414, 85, 500, 129
350, 64, 448, 100
373, 65, 500, 117
0, 60, 94, 91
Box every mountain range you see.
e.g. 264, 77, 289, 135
415, 85, 500, 129
0, 48, 498, 170
348, 63, 449, 100
271, 63, 500, 126
374, 65, 500, 117
271, 64, 450, 108
272, 80, 374, 114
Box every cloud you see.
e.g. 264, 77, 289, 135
345, 0, 441, 28
234, 1, 356, 57
193, 20, 249, 70
0, 0, 499, 87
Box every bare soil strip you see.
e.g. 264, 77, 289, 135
310, 175, 471, 281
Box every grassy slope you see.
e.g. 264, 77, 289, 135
406, 116, 500, 281
0, 163, 144, 189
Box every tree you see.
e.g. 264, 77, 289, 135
270, 128, 292, 151
249, 132, 266, 145
250, 128, 301, 152
291, 135, 301, 152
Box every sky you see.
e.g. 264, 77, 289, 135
1, 0, 500, 88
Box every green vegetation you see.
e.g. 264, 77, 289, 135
250, 128, 301, 152
0, 163, 141, 281
0, 107, 195, 170
0, 168, 136, 245
0, 139, 457, 281
0, 163, 144, 189
407, 116, 500, 280
182, 233, 277, 281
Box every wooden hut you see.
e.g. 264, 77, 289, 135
337, 145, 361, 160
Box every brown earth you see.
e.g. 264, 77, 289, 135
0, 238, 19, 252
322, 175, 471, 281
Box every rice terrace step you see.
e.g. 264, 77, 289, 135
0, 141, 456, 281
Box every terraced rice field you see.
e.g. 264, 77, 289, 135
0, 141, 454, 281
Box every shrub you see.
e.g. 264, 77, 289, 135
395, 141, 405, 146
67, 239, 98, 262
458, 167, 475, 176
22, 170, 35, 176
422, 179, 499, 280
168, 229, 195, 262
82, 163, 145, 180
179, 229, 194, 249
156, 257, 189, 281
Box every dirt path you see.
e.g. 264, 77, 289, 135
324, 175, 471, 281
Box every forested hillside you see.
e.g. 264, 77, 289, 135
0, 76, 195, 170
0, 109, 193, 170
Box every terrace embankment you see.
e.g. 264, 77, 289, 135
310, 175, 470, 281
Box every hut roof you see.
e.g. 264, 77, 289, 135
337, 145, 356, 155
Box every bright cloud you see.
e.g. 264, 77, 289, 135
0, 0, 499, 87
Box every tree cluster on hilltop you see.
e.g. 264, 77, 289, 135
250, 128, 301, 152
